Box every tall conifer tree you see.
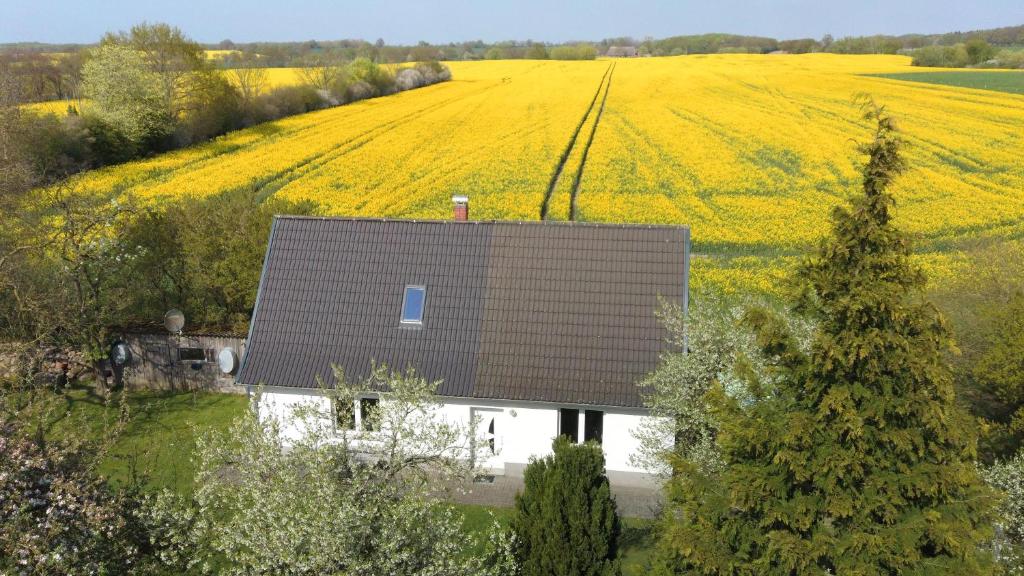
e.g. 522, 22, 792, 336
657, 99, 996, 575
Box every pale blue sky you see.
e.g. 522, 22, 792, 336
2, 0, 1022, 44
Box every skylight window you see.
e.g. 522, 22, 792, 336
401, 285, 426, 325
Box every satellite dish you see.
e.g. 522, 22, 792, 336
164, 309, 185, 334
110, 341, 132, 366
218, 348, 239, 375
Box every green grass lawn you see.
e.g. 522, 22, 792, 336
870, 70, 1024, 95
455, 503, 658, 575
45, 386, 248, 495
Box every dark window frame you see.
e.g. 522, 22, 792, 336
584, 410, 604, 444
177, 347, 207, 362
558, 408, 579, 443
333, 398, 356, 431
359, 397, 380, 431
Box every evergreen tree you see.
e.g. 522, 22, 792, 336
657, 99, 996, 575
512, 437, 622, 576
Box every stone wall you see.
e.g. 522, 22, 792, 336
0, 343, 90, 385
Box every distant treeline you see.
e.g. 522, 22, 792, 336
6, 23, 1022, 63
2, 23, 451, 184
910, 39, 1024, 69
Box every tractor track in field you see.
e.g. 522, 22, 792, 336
539, 62, 614, 220
568, 62, 614, 220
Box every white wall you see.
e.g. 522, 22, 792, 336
258, 389, 332, 442
255, 388, 666, 476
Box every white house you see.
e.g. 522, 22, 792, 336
236, 198, 690, 484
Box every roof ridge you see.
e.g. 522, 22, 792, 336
274, 214, 690, 231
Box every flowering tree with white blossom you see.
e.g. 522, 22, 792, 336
146, 365, 518, 576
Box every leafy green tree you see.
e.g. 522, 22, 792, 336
103, 22, 209, 118
81, 44, 172, 149
973, 292, 1024, 453
932, 241, 1024, 460
123, 187, 316, 332
512, 436, 621, 576
965, 38, 997, 65
526, 44, 549, 59
0, 182, 141, 386
101, 23, 244, 148
657, 99, 996, 575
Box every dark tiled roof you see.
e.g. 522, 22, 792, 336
237, 216, 689, 408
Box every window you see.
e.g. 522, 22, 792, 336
584, 410, 604, 444
360, 397, 380, 431
334, 398, 355, 430
177, 347, 206, 362
400, 285, 426, 325
559, 408, 579, 443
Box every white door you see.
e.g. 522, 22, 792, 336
471, 407, 504, 474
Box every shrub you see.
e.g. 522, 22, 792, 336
394, 63, 452, 91
78, 113, 137, 165
910, 42, 998, 68
346, 80, 376, 102
0, 398, 159, 575
550, 43, 598, 60
992, 49, 1024, 69
526, 45, 549, 59
396, 68, 426, 91
511, 437, 621, 576
250, 84, 323, 123
175, 71, 244, 146
966, 38, 997, 65
349, 57, 395, 95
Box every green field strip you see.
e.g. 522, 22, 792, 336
867, 71, 1024, 95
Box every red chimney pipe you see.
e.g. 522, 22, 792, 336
452, 195, 469, 221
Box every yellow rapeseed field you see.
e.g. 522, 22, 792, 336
259, 67, 308, 90
21, 99, 84, 116
57, 54, 1024, 295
